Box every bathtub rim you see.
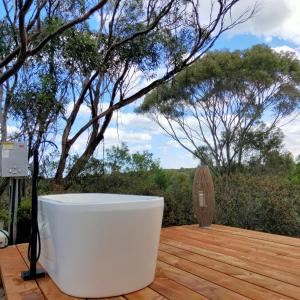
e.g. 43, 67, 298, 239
38, 193, 164, 208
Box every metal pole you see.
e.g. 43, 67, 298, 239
29, 147, 38, 275
12, 178, 19, 244
8, 178, 17, 245
21, 147, 45, 280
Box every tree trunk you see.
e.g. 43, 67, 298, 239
0, 69, 7, 141
55, 140, 70, 181
64, 112, 113, 187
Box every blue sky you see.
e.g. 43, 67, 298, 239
98, 0, 300, 169
5, 0, 300, 169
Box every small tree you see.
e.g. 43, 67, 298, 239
105, 143, 159, 174
53, 0, 256, 182
0, 0, 109, 85
139, 45, 300, 174
1, 0, 256, 186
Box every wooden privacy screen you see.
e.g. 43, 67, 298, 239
192, 166, 215, 227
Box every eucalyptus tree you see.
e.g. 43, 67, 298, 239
52, 0, 256, 183
138, 45, 300, 174
0, 0, 110, 144
1, 0, 256, 184
0, 0, 109, 85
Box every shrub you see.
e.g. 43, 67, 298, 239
5, 168, 300, 243
16, 198, 32, 243
214, 174, 300, 237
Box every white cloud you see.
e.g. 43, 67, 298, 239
273, 45, 300, 58
65, 102, 90, 118
104, 128, 152, 143
278, 113, 300, 158
112, 111, 154, 130
7, 125, 19, 135
265, 36, 273, 43
68, 126, 152, 155
129, 144, 152, 153
227, 0, 300, 46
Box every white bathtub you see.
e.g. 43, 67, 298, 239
38, 193, 164, 298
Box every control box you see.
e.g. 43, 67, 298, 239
0, 142, 28, 177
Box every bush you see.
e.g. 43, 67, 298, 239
214, 174, 300, 237
0, 209, 8, 226
5, 168, 300, 243
16, 198, 32, 243
163, 172, 196, 226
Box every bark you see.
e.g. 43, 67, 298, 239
54, 73, 99, 180
64, 112, 113, 187
0, 69, 4, 141
0, 0, 109, 85
53, 0, 255, 181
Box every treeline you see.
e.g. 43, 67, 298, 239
3, 143, 298, 243
0, 0, 253, 185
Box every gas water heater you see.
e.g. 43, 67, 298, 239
0, 142, 28, 246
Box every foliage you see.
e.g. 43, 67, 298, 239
1, 0, 255, 182
163, 171, 196, 226
0, 209, 8, 225
0, 0, 109, 84
16, 198, 32, 244
139, 45, 300, 175
3, 148, 300, 243
39, 143, 160, 178
104, 143, 160, 173
291, 155, 300, 182
215, 174, 300, 237
15, 149, 300, 243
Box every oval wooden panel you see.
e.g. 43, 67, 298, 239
192, 166, 215, 227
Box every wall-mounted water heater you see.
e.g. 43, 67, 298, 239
0, 142, 28, 246
0, 142, 28, 177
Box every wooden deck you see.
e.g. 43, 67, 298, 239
1, 224, 300, 300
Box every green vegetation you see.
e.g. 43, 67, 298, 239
0, 3, 299, 243
1, 144, 297, 243
139, 45, 300, 175
1, 0, 253, 185
215, 174, 300, 237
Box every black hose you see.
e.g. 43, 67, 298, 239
27, 223, 41, 263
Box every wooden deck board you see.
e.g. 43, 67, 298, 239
124, 287, 167, 300
1, 225, 299, 300
165, 227, 300, 270
0, 246, 44, 300
161, 236, 300, 287
159, 243, 300, 299
210, 224, 300, 247
180, 226, 300, 259
161, 230, 300, 275
16, 244, 81, 300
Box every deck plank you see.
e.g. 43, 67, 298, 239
161, 229, 300, 275
150, 277, 208, 300
164, 227, 300, 270
124, 287, 167, 299
16, 244, 80, 300
180, 226, 300, 259
210, 224, 300, 247
156, 261, 249, 300
160, 235, 300, 287
159, 243, 300, 299
158, 249, 295, 300
1, 224, 300, 300
98, 297, 126, 300
0, 245, 44, 300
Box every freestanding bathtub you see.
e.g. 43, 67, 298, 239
38, 193, 164, 298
